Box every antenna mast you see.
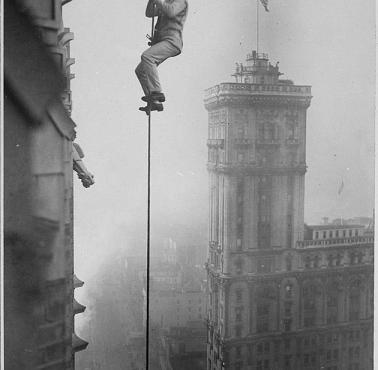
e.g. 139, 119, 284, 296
256, 0, 259, 53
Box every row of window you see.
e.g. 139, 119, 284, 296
232, 332, 366, 357
228, 337, 368, 370
314, 228, 360, 239
232, 300, 364, 335
304, 251, 364, 269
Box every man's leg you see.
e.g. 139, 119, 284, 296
135, 40, 180, 97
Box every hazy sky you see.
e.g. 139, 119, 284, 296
64, 0, 375, 283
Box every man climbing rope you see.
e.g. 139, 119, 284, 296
136, 0, 188, 113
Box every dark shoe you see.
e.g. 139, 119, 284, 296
139, 101, 164, 114
142, 92, 166, 103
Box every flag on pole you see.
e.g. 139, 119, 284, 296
337, 180, 344, 195
260, 0, 269, 12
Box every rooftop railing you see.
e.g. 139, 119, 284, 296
296, 236, 374, 249
205, 83, 311, 99
246, 52, 269, 60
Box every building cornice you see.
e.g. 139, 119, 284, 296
204, 82, 312, 110
221, 319, 373, 348
207, 163, 307, 175
207, 264, 373, 285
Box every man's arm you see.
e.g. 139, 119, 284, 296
145, 0, 160, 18
154, 0, 187, 18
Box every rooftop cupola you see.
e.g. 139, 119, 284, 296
232, 50, 283, 84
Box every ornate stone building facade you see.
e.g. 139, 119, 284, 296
4, 1, 92, 368
204, 52, 373, 370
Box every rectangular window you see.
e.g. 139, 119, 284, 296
236, 238, 242, 249
257, 259, 272, 273
304, 354, 310, 365
311, 353, 316, 364
333, 349, 339, 360
257, 320, 269, 333
284, 339, 290, 351
247, 345, 253, 365
348, 347, 353, 358
354, 347, 360, 357
257, 343, 263, 354
284, 355, 291, 368
284, 319, 292, 332
235, 326, 242, 337
304, 316, 315, 327
235, 308, 242, 322
284, 301, 292, 316
257, 303, 269, 315
236, 289, 242, 302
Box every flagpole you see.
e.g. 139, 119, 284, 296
256, 0, 259, 53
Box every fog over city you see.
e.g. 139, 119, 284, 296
62, 1, 375, 368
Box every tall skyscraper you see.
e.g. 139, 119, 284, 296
204, 52, 373, 370
4, 1, 91, 368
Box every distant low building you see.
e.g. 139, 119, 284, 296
149, 277, 207, 330
161, 322, 207, 370
304, 224, 366, 241
125, 332, 146, 370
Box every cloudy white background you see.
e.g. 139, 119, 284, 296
64, 0, 375, 287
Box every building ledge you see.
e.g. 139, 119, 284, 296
73, 274, 84, 289
73, 299, 86, 314
205, 82, 312, 100
221, 318, 373, 345
72, 333, 88, 353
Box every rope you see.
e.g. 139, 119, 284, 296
146, 6, 155, 369
146, 111, 151, 370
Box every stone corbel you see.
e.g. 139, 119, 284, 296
73, 142, 95, 188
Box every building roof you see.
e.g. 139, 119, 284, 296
307, 224, 364, 231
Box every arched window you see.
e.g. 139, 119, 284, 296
285, 283, 293, 299
287, 123, 295, 139
326, 282, 341, 324
286, 255, 292, 271
303, 283, 319, 327
349, 280, 361, 321
256, 286, 275, 333
258, 123, 264, 140
237, 126, 245, 138
264, 123, 274, 140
